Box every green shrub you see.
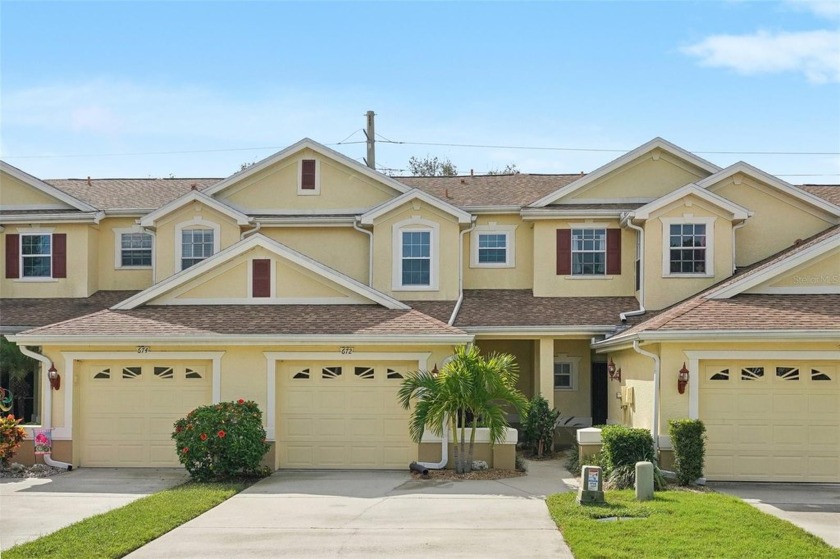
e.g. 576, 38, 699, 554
172, 399, 270, 481
600, 425, 665, 490
564, 440, 605, 475
0, 414, 27, 466
522, 395, 560, 457
668, 418, 706, 485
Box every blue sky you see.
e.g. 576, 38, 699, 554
2, 1, 839, 182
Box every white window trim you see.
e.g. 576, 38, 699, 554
175, 217, 221, 272
297, 158, 321, 195
392, 216, 439, 291
553, 354, 581, 391
470, 224, 516, 268
15, 227, 56, 281
247, 257, 277, 298
114, 226, 154, 269
661, 216, 716, 278
570, 225, 607, 277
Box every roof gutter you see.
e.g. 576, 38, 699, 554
619, 213, 645, 322
8, 333, 476, 346
16, 346, 72, 470
449, 217, 477, 326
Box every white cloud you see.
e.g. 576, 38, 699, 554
785, 0, 840, 20
682, 29, 840, 83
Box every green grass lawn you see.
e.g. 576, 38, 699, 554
547, 489, 840, 559
5, 481, 246, 559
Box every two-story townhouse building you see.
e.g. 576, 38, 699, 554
1, 137, 838, 481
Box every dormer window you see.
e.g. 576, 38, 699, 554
661, 217, 715, 277
298, 159, 320, 195
181, 229, 214, 270
392, 217, 439, 291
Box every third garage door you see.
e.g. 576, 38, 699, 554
276, 361, 415, 469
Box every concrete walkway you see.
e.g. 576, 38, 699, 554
710, 482, 840, 548
0, 468, 188, 551
128, 459, 575, 558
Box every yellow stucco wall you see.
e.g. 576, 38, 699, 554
708, 175, 836, 267
152, 201, 243, 282
96, 217, 155, 291
604, 346, 657, 430
532, 219, 636, 297
218, 148, 399, 213
0, 171, 74, 208
260, 227, 369, 284
553, 339, 593, 419
371, 200, 461, 301
562, 151, 711, 203
760, 248, 840, 289
642, 197, 734, 310
464, 214, 533, 289
1, 224, 93, 298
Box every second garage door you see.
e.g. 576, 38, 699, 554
276, 361, 415, 469
700, 360, 839, 482
79, 361, 211, 467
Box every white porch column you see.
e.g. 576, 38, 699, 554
538, 337, 555, 410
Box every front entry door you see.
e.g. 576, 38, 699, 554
591, 362, 608, 426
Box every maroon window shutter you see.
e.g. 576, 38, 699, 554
252, 259, 271, 298
301, 160, 316, 190
5, 234, 20, 278
53, 233, 67, 278
606, 228, 621, 275
556, 229, 571, 275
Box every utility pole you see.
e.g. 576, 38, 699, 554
364, 110, 375, 170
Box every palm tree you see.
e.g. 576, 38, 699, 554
398, 344, 528, 473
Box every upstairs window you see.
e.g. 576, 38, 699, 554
181, 229, 214, 270
120, 232, 152, 267
401, 231, 431, 286
669, 223, 706, 274
572, 229, 606, 275
471, 225, 516, 268
21, 234, 52, 278
5, 232, 66, 279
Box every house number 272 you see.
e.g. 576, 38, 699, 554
340, 347, 354, 355
137, 346, 150, 353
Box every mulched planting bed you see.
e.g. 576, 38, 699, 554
0, 462, 68, 478
411, 468, 526, 481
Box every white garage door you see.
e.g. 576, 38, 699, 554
276, 361, 415, 469
700, 360, 839, 482
79, 361, 211, 467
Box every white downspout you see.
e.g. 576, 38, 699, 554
620, 213, 646, 322
732, 221, 747, 273
632, 340, 660, 452
448, 218, 477, 326
417, 425, 449, 470
18, 346, 73, 470
240, 221, 262, 240
353, 220, 374, 286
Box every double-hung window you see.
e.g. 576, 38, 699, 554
181, 229, 214, 270
669, 223, 706, 274
478, 234, 507, 264
571, 229, 606, 275
120, 232, 152, 267
21, 234, 52, 277
401, 231, 431, 286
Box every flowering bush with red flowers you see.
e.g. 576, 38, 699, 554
1, 414, 27, 466
172, 400, 270, 481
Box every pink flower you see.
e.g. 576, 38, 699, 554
200, 433, 208, 441
182, 447, 189, 454
217, 430, 226, 438
237, 399, 245, 405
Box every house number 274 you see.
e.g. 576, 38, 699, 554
340, 347, 354, 355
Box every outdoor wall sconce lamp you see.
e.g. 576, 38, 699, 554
678, 362, 689, 394
607, 358, 621, 382
48, 364, 61, 391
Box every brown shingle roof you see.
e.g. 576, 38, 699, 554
17, 305, 466, 338
44, 178, 220, 211
0, 291, 138, 332
397, 174, 582, 207
799, 185, 840, 206
442, 290, 638, 329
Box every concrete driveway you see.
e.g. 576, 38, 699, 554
0, 468, 188, 551
128, 460, 575, 558
710, 482, 840, 548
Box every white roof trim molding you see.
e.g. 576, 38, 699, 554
202, 138, 411, 198
529, 137, 721, 208
1, 160, 97, 212
359, 188, 472, 225
630, 183, 752, 221
112, 233, 409, 311
707, 230, 840, 299
139, 190, 251, 227
696, 161, 840, 218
